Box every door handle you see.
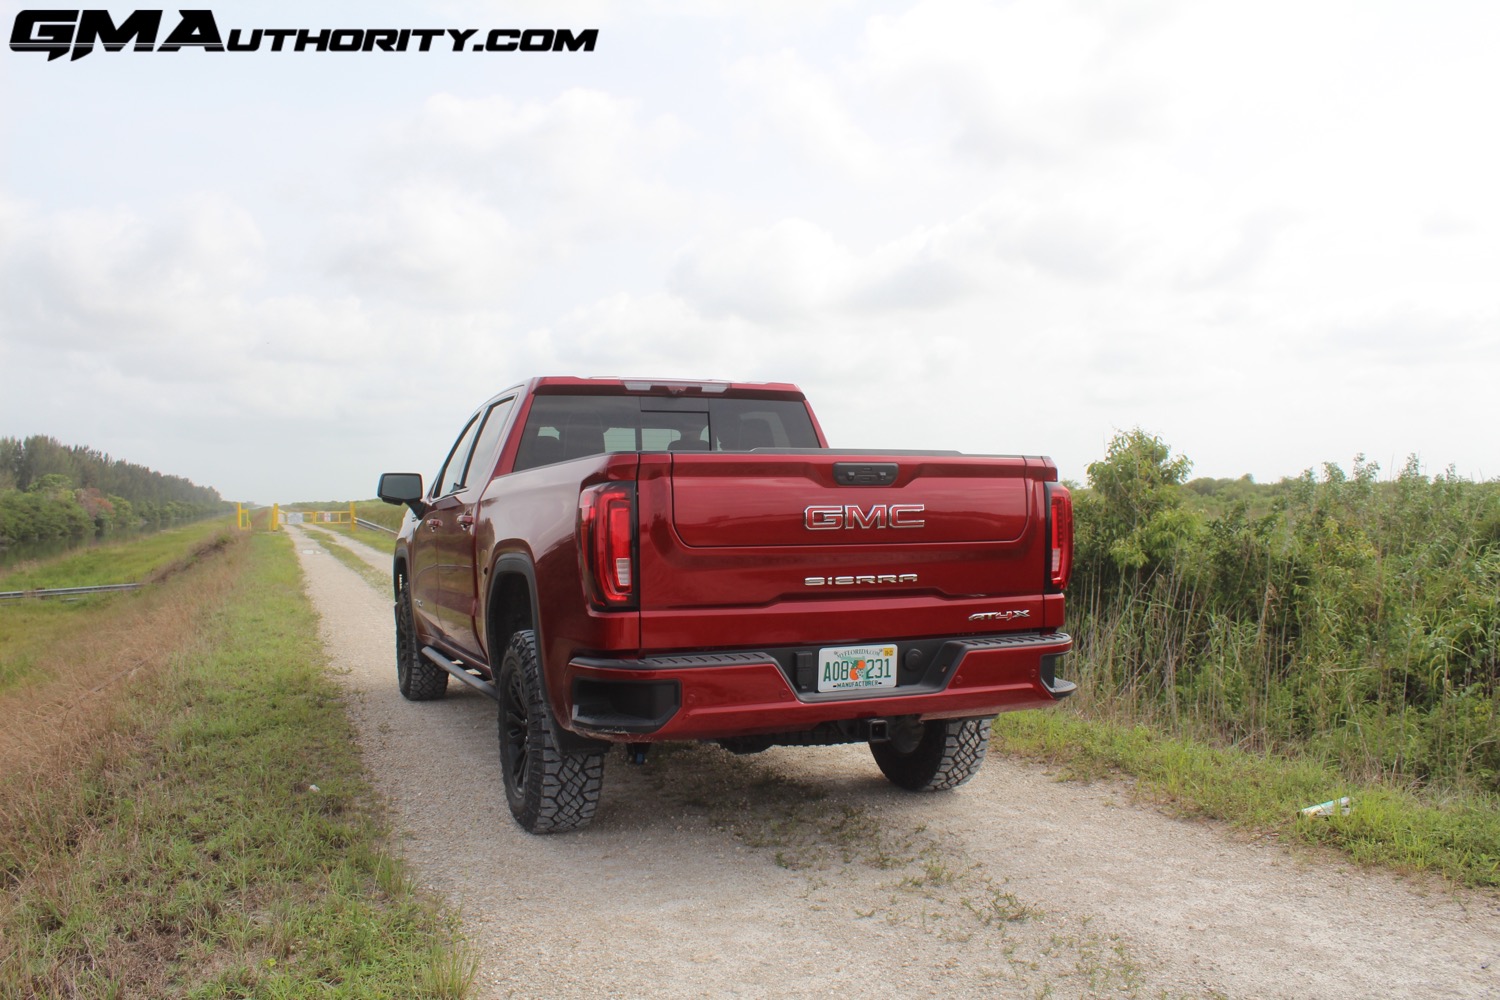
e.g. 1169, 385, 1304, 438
426, 519, 442, 531
457, 514, 475, 527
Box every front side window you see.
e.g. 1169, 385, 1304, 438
432, 414, 482, 499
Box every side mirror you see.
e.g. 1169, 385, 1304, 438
377, 472, 428, 518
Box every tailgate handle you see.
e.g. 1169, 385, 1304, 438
833, 462, 899, 486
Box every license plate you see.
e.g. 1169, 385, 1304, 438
817, 643, 898, 693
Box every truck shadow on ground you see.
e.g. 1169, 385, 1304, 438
402, 684, 1149, 996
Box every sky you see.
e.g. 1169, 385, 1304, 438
2, 0, 1496, 505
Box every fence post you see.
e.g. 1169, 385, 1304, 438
349, 501, 357, 530
272, 503, 281, 531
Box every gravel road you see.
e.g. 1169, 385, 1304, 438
291, 527, 1499, 999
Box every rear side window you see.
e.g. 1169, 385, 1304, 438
461, 397, 516, 489
513, 395, 819, 471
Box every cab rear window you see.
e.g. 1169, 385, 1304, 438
513, 395, 818, 471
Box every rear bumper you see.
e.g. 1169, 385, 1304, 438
564, 631, 1073, 741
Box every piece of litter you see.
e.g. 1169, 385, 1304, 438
1299, 796, 1352, 818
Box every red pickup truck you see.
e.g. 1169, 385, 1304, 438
378, 377, 1074, 833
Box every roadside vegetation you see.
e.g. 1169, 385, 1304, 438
0, 517, 230, 594
997, 429, 1500, 885
0, 435, 227, 563
352, 500, 403, 533
0, 523, 472, 996
0, 519, 235, 693
299, 511, 400, 550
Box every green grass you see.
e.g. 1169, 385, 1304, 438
993, 709, 1500, 887
0, 520, 241, 693
299, 518, 397, 555
0, 517, 234, 592
353, 500, 404, 533
302, 526, 392, 592
0, 531, 475, 997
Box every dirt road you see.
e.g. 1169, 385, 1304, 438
291, 527, 1499, 999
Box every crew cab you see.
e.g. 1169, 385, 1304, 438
378, 377, 1074, 833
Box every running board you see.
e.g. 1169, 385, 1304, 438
421, 646, 498, 700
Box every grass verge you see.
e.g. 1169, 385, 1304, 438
0, 517, 233, 592
301, 527, 391, 592
0, 523, 241, 694
993, 709, 1500, 888
341, 523, 398, 556
352, 501, 403, 533
0, 531, 475, 997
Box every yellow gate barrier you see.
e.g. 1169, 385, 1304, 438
236, 502, 359, 532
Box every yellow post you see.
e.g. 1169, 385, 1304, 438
272, 503, 281, 531
349, 501, 358, 530
236, 502, 246, 529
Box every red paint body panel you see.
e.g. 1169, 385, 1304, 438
388, 376, 1073, 745
669, 454, 1033, 547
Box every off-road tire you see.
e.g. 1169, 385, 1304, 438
870, 716, 993, 791
395, 577, 448, 701
498, 630, 605, 833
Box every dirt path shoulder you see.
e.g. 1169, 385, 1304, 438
287, 527, 1499, 999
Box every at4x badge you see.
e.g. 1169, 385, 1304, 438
968, 610, 1030, 622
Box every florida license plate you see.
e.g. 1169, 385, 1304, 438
817, 643, 898, 693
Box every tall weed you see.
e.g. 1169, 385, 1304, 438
1070, 434, 1500, 795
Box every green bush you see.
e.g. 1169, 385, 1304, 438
1069, 432, 1500, 795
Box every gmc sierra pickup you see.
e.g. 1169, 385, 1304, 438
378, 377, 1074, 833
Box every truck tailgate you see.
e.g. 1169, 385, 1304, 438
636, 452, 1058, 649
671, 455, 1031, 546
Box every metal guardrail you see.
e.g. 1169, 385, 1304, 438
355, 518, 397, 534
0, 582, 144, 601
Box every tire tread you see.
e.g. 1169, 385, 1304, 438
870, 717, 992, 792
396, 578, 448, 701
499, 630, 604, 833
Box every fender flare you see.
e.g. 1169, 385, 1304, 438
487, 551, 606, 755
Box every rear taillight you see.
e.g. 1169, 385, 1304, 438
578, 483, 636, 608
1048, 484, 1073, 591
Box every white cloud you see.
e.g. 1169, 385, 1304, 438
671, 218, 857, 321
859, 0, 1157, 164
3, 1, 1497, 501
324, 183, 523, 305
726, 49, 885, 182
390, 88, 691, 234
2, 196, 265, 349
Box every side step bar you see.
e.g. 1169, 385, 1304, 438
421, 646, 498, 700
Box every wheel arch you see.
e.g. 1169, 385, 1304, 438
392, 552, 409, 601
488, 551, 606, 755
486, 552, 541, 669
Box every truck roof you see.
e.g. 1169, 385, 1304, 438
528, 376, 807, 399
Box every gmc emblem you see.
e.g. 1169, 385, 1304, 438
804, 503, 926, 531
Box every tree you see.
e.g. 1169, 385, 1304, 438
1076, 428, 1197, 581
